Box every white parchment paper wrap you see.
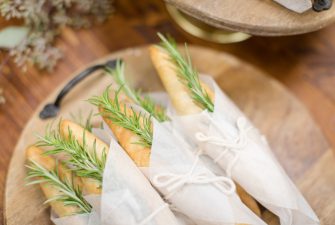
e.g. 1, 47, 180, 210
51, 212, 93, 225
169, 75, 319, 225
51, 129, 179, 225
51, 196, 101, 225
100, 138, 179, 225
98, 120, 197, 225
148, 120, 266, 225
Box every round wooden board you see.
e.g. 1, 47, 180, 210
165, 0, 335, 36
4, 46, 335, 225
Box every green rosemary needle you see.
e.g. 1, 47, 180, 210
26, 160, 92, 214
69, 110, 94, 132
105, 59, 169, 122
89, 86, 153, 148
36, 126, 106, 184
157, 33, 214, 112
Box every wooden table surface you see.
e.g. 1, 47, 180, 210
0, 0, 335, 224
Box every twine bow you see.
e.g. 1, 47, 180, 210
152, 151, 236, 200
195, 117, 252, 177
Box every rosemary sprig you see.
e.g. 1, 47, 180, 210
26, 160, 92, 214
137, 94, 168, 122
157, 33, 214, 112
105, 60, 138, 106
70, 110, 94, 132
89, 86, 153, 148
36, 126, 106, 184
105, 59, 169, 122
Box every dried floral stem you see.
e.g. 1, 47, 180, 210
0, 0, 114, 71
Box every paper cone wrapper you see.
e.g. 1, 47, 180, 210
147, 120, 266, 225
52, 130, 179, 225
169, 76, 319, 225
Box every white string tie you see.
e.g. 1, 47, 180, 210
152, 151, 236, 200
195, 117, 252, 177
138, 203, 169, 225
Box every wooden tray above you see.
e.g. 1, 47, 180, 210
165, 0, 335, 36
4, 46, 335, 225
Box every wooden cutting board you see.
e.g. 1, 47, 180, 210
4, 46, 335, 225
165, 0, 335, 36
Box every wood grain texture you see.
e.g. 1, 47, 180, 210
1, 0, 335, 224
4, 46, 333, 225
165, 0, 335, 36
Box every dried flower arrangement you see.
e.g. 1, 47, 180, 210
0, 0, 113, 71
0, 0, 113, 104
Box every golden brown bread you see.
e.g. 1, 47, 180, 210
100, 106, 151, 167
236, 184, 261, 217
60, 120, 109, 194
60, 120, 108, 159
149, 44, 262, 217
149, 45, 215, 115
26, 146, 82, 217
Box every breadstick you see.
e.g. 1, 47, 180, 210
236, 184, 261, 216
149, 44, 261, 217
26, 146, 82, 217
149, 45, 214, 115
60, 120, 109, 194
60, 120, 108, 159
100, 107, 151, 167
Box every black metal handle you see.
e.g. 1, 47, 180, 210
39, 59, 118, 119
313, 0, 332, 12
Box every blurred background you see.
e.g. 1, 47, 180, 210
0, 0, 335, 223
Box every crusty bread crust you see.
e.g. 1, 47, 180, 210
149, 45, 215, 115
60, 120, 109, 195
100, 106, 151, 167
26, 146, 82, 217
